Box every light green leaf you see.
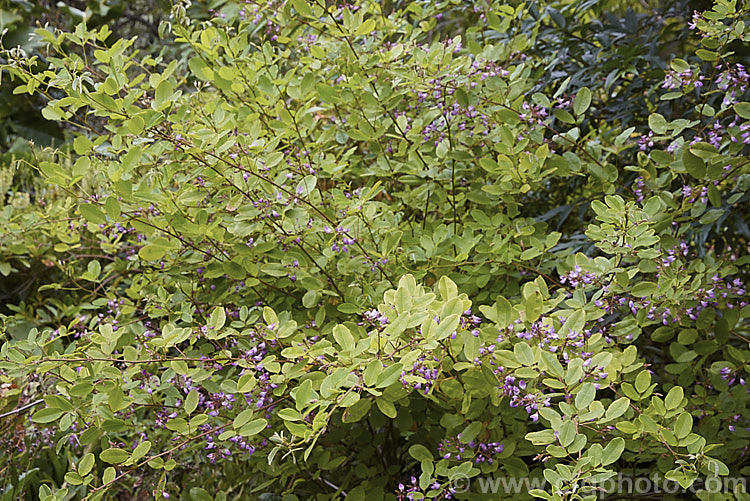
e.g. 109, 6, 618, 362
238, 418, 267, 437
514, 342, 535, 366
80, 204, 107, 224
154, 79, 174, 109
409, 444, 434, 462
631, 282, 657, 298
648, 113, 668, 134
354, 18, 376, 36
78, 453, 95, 476
291, 0, 314, 18
458, 422, 481, 444
734, 102, 750, 119
665, 386, 684, 410
184, 390, 199, 414
131, 441, 152, 463
31, 407, 64, 423
575, 383, 596, 409
601, 437, 625, 466
573, 87, 591, 116
333, 324, 355, 352
604, 397, 630, 422
100, 448, 130, 464
138, 245, 166, 261
209, 307, 226, 331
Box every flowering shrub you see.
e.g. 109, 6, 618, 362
0, 0, 749, 499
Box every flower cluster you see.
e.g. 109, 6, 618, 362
661, 68, 705, 91
396, 476, 457, 500
363, 308, 389, 328
659, 241, 690, 268
595, 273, 746, 325
514, 318, 559, 350
716, 64, 749, 96
437, 436, 504, 464
559, 265, 597, 287
324, 225, 357, 253
680, 184, 709, 205
399, 356, 440, 395
498, 373, 549, 422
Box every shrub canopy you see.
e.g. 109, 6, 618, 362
1, 0, 749, 499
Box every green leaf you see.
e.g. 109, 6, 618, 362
601, 437, 625, 466
184, 390, 199, 414
665, 469, 698, 489
291, 0, 314, 18
238, 418, 267, 437
734, 102, 750, 119
674, 412, 693, 439
604, 397, 630, 422
635, 370, 651, 393
363, 360, 383, 387
695, 49, 718, 61
104, 197, 121, 219
561, 309, 585, 337
648, 113, 668, 134
573, 87, 591, 116
78, 453, 95, 476
699, 209, 723, 225
64, 472, 83, 485
154, 79, 174, 110
529, 490, 552, 500
458, 422, 481, 444
237, 374, 257, 393
343, 399, 371, 423
376, 363, 403, 388
100, 448, 130, 464
683, 149, 706, 179
575, 383, 596, 409
495, 296, 515, 327
131, 440, 152, 463
631, 282, 657, 297
94, 49, 110, 63
80, 204, 107, 224
524, 291, 543, 323
31, 407, 64, 423
127, 115, 145, 135
639, 414, 659, 432
233, 410, 255, 429
209, 307, 226, 331
85, 260, 101, 281
553, 109, 575, 124
73, 136, 92, 155
514, 342, 535, 366
665, 386, 684, 410
103, 466, 116, 483
375, 398, 396, 418
317, 84, 338, 103
409, 444, 434, 462
558, 420, 575, 447
79, 427, 101, 446
671, 58, 690, 72
295, 379, 313, 412
354, 18, 376, 36
278, 408, 302, 421
138, 245, 166, 261
540, 351, 564, 378
435, 314, 460, 340
479, 157, 498, 173
333, 324, 355, 352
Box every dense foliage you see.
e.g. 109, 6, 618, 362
1, 0, 749, 499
